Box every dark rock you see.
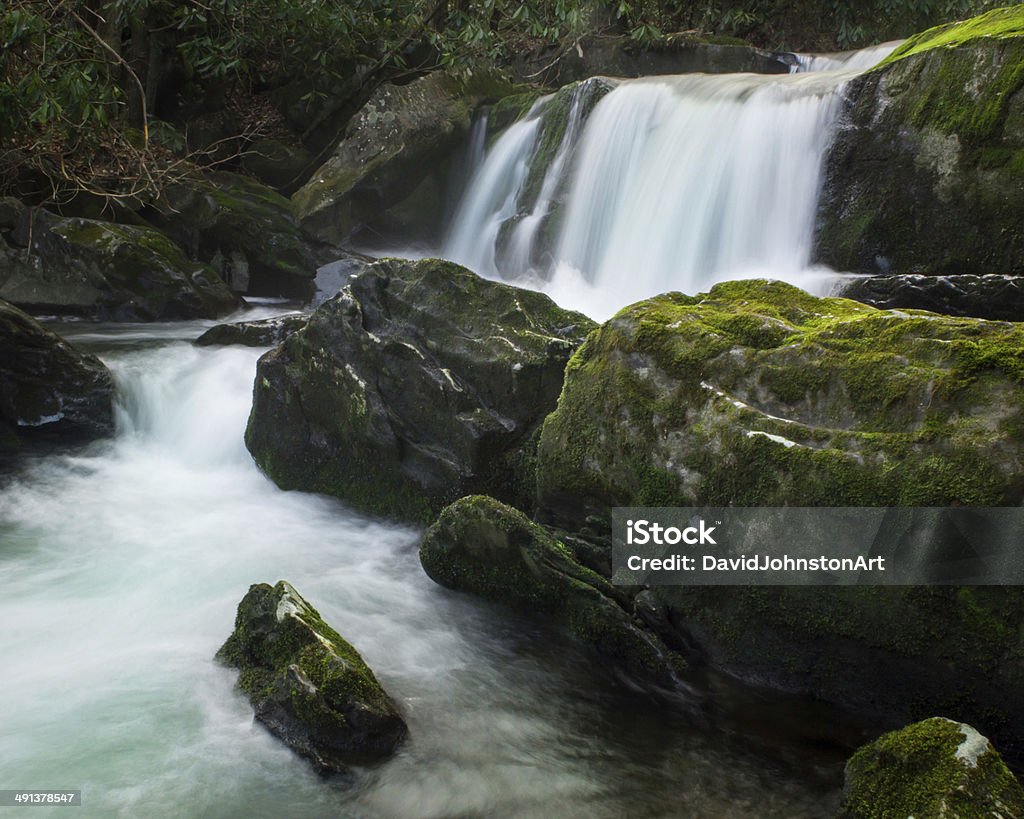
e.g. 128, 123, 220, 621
216, 581, 407, 776
245, 257, 596, 521
420, 495, 681, 686
195, 314, 308, 347
148, 171, 316, 299
241, 137, 317, 197
839, 718, 1024, 818
833, 273, 1024, 321
0, 299, 114, 453
0, 209, 240, 321
816, 7, 1024, 276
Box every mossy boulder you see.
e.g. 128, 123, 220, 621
240, 137, 316, 196
0, 209, 240, 320
0, 298, 114, 454
816, 5, 1024, 276
148, 171, 316, 299
839, 717, 1024, 818
194, 314, 308, 347
536, 279, 1024, 753
292, 71, 517, 247
420, 495, 682, 686
246, 258, 595, 521
834, 273, 1024, 320
216, 581, 407, 776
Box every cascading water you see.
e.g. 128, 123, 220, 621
442, 42, 899, 319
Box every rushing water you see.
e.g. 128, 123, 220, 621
0, 321, 862, 817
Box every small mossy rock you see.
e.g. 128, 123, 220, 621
420, 495, 681, 686
0, 210, 240, 320
817, 5, 1024, 276
149, 171, 316, 299
246, 257, 595, 521
0, 298, 114, 453
834, 273, 1024, 320
839, 717, 1024, 818
216, 581, 407, 775
194, 314, 308, 347
292, 72, 517, 246
240, 137, 316, 196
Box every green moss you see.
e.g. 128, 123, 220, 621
877, 5, 1024, 67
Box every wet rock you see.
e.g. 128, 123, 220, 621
194, 314, 308, 347
216, 581, 407, 776
833, 273, 1024, 321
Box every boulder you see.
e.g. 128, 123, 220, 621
535, 279, 1024, 754
0, 299, 114, 453
216, 581, 407, 776
420, 495, 681, 686
194, 314, 308, 347
240, 137, 316, 196
839, 718, 1024, 818
246, 257, 595, 521
816, 6, 1024, 276
833, 273, 1024, 320
148, 171, 316, 299
0, 210, 240, 320
292, 72, 516, 246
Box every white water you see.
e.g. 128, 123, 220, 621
441, 43, 900, 320
0, 324, 844, 817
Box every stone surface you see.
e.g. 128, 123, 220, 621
216, 581, 407, 776
246, 257, 595, 521
0, 299, 114, 453
194, 314, 308, 347
839, 718, 1024, 818
833, 273, 1024, 320
816, 6, 1024, 276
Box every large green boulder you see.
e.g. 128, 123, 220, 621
0, 299, 114, 454
420, 496, 682, 686
246, 258, 595, 521
216, 581, 407, 776
149, 171, 316, 299
839, 718, 1024, 818
817, 5, 1024, 275
292, 72, 515, 247
536, 279, 1024, 755
0, 210, 240, 320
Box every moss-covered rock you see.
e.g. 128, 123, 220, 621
292, 71, 517, 247
839, 717, 1024, 818
240, 137, 317, 197
536, 279, 1024, 754
0, 298, 114, 455
194, 313, 308, 347
834, 273, 1024, 320
816, 5, 1024, 276
420, 495, 682, 686
216, 581, 407, 776
0, 209, 240, 320
246, 257, 595, 521
148, 171, 316, 299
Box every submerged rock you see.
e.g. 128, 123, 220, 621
0, 299, 114, 453
817, 6, 1024, 275
420, 495, 681, 687
839, 718, 1024, 818
246, 257, 595, 521
216, 581, 407, 776
0, 209, 241, 321
536, 279, 1024, 754
834, 273, 1024, 320
194, 314, 307, 347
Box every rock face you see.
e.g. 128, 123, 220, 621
535, 279, 1024, 754
194, 314, 308, 347
420, 495, 681, 686
817, 6, 1024, 275
0, 299, 114, 453
839, 718, 1024, 818
246, 258, 595, 521
834, 273, 1024, 320
216, 581, 407, 775
0, 209, 240, 320
148, 171, 316, 299
292, 72, 514, 246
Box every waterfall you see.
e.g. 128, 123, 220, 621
441, 44, 899, 318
